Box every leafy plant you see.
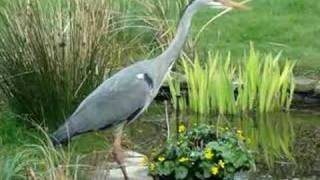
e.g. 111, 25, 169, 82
148, 124, 255, 180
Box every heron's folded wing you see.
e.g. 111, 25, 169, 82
66, 75, 151, 135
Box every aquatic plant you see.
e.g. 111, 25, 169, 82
237, 47, 295, 114
148, 124, 255, 179
0, 0, 144, 127
169, 47, 295, 115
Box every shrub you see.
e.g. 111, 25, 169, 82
148, 124, 255, 180
0, 0, 140, 127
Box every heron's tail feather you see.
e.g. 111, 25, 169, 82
50, 123, 73, 146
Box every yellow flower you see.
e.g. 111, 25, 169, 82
149, 163, 156, 172
218, 160, 225, 168
204, 148, 214, 160
158, 156, 165, 162
178, 157, 189, 163
178, 124, 186, 133
237, 130, 243, 134
211, 166, 219, 175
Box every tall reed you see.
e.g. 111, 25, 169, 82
0, 0, 141, 127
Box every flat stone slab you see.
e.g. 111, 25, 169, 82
294, 77, 317, 92
107, 151, 153, 180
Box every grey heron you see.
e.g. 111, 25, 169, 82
51, 0, 247, 179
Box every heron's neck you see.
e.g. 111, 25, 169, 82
156, 5, 197, 68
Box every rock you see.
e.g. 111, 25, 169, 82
294, 77, 317, 92
234, 171, 249, 180
107, 151, 152, 180
292, 94, 304, 103
314, 82, 320, 95
304, 96, 320, 104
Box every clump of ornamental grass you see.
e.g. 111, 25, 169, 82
0, 154, 28, 180
147, 124, 255, 180
0, 124, 89, 180
0, 0, 142, 128
168, 47, 295, 115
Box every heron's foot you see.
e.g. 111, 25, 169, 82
112, 145, 129, 180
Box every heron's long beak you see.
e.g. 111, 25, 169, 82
219, 0, 250, 10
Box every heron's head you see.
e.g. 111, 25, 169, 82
193, 0, 249, 10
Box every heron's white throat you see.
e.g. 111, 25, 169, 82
136, 73, 145, 79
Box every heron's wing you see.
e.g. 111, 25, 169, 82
65, 73, 151, 135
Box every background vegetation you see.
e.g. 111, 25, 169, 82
0, 0, 319, 178
0, 0, 319, 127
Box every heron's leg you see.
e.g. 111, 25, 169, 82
112, 122, 129, 180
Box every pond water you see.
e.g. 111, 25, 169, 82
126, 104, 320, 179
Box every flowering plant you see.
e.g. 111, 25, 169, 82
148, 124, 255, 180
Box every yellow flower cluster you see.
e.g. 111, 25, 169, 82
158, 156, 165, 162
149, 163, 156, 172
178, 124, 186, 133
204, 148, 214, 160
211, 166, 219, 175
211, 160, 225, 176
178, 157, 189, 163
218, 160, 225, 168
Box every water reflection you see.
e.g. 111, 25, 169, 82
128, 106, 320, 178
182, 113, 295, 168
235, 114, 295, 168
